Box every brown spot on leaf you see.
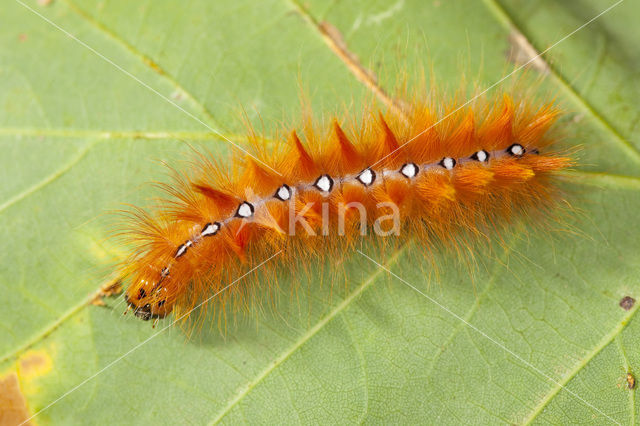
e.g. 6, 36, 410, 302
316, 21, 408, 118
37, 0, 53, 5
0, 373, 32, 426
619, 296, 635, 311
290, 0, 408, 119
19, 353, 47, 376
18, 34, 28, 42
18, 350, 53, 383
627, 372, 636, 390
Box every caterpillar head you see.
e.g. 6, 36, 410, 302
124, 267, 174, 321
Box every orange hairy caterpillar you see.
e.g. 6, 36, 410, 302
118, 91, 573, 323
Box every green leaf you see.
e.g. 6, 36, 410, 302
2, 0, 639, 424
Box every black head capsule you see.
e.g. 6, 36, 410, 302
507, 143, 525, 157
126, 301, 153, 321
439, 157, 456, 170
274, 184, 292, 201
235, 201, 255, 218
400, 163, 419, 178
314, 174, 334, 193
357, 168, 376, 186
470, 150, 489, 162
134, 303, 167, 321
136, 304, 153, 321
125, 293, 169, 321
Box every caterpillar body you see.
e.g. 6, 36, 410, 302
119, 93, 572, 322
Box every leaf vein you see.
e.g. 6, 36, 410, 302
61, 0, 224, 131
288, 0, 407, 119
0, 140, 96, 214
483, 0, 640, 165
522, 301, 640, 424
208, 248, 405, 425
